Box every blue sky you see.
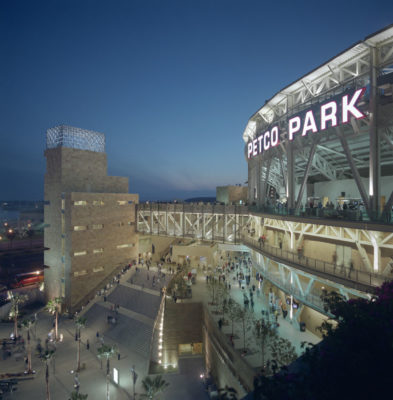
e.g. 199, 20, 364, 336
1, 0, 392, 201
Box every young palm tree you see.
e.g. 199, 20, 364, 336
22, 317, 36, 373
97, 343, 117, 400
42, 349, 55, 400
140, 375, 170, 399
9, 292, 27, 338
46, 297, 63, 341
74, 316, 87, 372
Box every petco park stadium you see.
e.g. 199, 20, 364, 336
135, 25, 393, 392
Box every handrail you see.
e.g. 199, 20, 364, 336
242, 236, 387, 292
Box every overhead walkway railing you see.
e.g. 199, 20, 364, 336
248, 205, 393, 226
137, 202, 249, 214
242, 236, 387, 293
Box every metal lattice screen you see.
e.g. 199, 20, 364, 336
46, 125, 105, 153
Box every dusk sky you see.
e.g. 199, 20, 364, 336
1, 0, 392, 201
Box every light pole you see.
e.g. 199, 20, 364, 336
130, 365, 138, 400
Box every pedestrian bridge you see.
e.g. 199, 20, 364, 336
137, 203, 392, 309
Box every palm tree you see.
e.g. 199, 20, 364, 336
140, 375, 170, 399
42, 349, 55, 400
9, 292, 27, 338
69, 392, 88, 400
97, 343, 117, 400
46, 297, 63, 341
22, 317, 36, 373
74, 316, 87, 372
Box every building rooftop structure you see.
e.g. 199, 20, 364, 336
46, 125, 105, 153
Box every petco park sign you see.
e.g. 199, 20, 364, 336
247, 87, 366, 159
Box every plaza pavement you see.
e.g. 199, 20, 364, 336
0, 264, 209, 400
0, 255, 321, 399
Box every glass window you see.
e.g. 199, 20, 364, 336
91, 224, 104, 229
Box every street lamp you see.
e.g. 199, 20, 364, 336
130, 365, 138, 400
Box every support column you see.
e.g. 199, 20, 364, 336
256, 159, 262, 207
295, 140, 318, 212
369, 46, 380, 217
260, 157, 272, 207
286, 141, 295, 210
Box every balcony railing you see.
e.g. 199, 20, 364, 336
137, 202, 249, 215
242, 236, 387, 292
248, 205, 393, 225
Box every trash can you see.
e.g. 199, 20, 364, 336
300, 322, 306, 332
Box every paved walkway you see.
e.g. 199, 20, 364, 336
180, 258, 320, 370
0, 264, 172, 399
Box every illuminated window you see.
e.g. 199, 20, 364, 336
93, 201, 105, 206
91, 224, 104, 229
74, 270, 87, 277
117, 200, 127, 205
117, 244, 134, 249
74, 251, 87, 256
74, 201, 87, 206
93, 266, 104, 273
74, 226, 87, 231
93, 248, 104, 254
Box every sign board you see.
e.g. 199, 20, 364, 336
247, 87, 366, 159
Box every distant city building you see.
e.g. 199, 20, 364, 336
44, 125, 138, 311
216, 185, 248, 205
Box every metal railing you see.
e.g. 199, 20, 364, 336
248, 204, 393, 225
242, 236, 387, 291
137, 202, 249, 215
251, 262, 328, 314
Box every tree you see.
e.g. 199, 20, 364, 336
22, 317, 36, 374
257, 282, 393, 399
140, 375, 169, 399
217, 284, 230, 321
42, 349, 55, 400
69, 392, 88, 400
269, 336, 297, 371
9, 292, 27, 338
227, 298, 241, 336
46, 297, 63, 341
237, 307, 254, 352
97, 343, 117, 400
207, 274, 219, 305
254, 318, 276, 369
74, 316, 87, 372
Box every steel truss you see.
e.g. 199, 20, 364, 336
244, 26, 393, 216
250, 249, 370, 325
248, 214, 393, 275
137, 203, 251, 243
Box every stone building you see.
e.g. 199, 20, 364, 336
44, 125, 138, 311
